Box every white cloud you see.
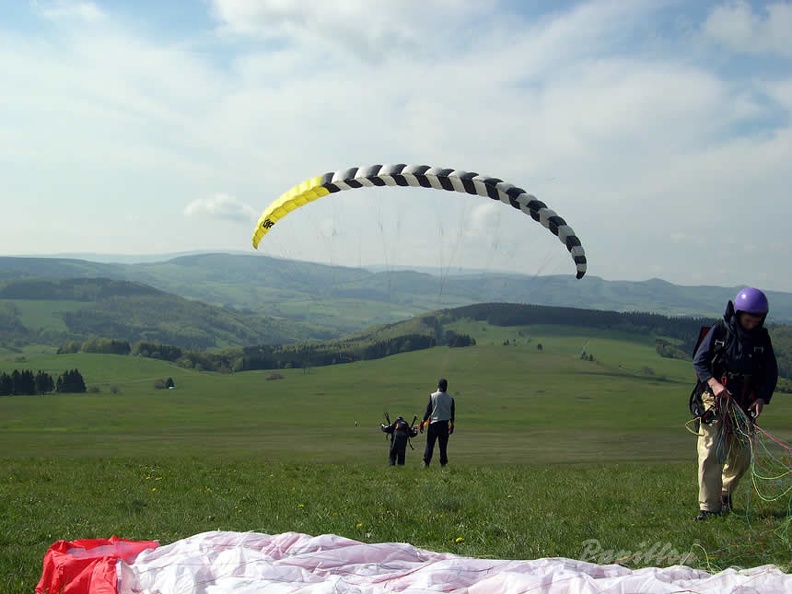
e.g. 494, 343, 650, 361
32, 0, 105, 22
763, 79, 792, 110
1, 0, 790, 290
184, 194, 257, 222
209, 0, 495, 60
703, 0, 792, 57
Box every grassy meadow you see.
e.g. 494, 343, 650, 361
1, 324, 791, 592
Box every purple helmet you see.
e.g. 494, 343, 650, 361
734, 287, 769, 316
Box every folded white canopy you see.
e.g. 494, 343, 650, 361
117, 530, 791, 594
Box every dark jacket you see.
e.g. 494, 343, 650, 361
381, 418, 418, 441
693, 300, 778, 405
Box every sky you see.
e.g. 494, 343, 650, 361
2, 0, 791, 291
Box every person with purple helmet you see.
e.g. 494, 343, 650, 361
692, 287, 778, 521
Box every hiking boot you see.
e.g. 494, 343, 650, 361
721, 494, 733, 513
694, 510, 720, 521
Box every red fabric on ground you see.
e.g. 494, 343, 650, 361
36, 537, 159, 594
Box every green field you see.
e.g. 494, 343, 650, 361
8, 300, 90, 334
1, 325, 790, 591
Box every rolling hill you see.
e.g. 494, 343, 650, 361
0, 277, 326, 351
3, 253, 792, 335
4, 269, 791, 385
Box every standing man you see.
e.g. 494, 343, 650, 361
692, 287, 778, 521
420, 378, 455, 467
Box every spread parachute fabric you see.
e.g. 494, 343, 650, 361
39, 531, 792, 594
252, 164, 588, 279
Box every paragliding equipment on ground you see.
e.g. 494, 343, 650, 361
38, 530, 792, 593
251, 164, 587, 280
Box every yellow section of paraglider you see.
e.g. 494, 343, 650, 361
252, 175, 330, 248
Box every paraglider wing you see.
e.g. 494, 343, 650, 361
251, 164, 587, 279
48, 531, 792, 594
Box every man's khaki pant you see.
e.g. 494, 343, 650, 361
697, 392, 752, 512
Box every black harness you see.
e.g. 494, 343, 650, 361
689, 319, 769, 420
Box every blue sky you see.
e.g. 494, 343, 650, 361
2, 0, 791, 292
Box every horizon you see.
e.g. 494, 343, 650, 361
2, 250, 786, 296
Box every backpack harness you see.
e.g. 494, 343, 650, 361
689, 318, 769, 422
383, 413, 418, 449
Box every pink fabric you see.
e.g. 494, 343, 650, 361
118, 531, 792, 594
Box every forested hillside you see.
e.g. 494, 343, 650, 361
440, 303, 792, 381
0, 278, 324, 350
1, 270, 789, 384
19, 299, 789, 388
3, 254, 792, 329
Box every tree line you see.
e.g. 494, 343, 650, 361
445, 302, 792, 380
42, 303, 792, 381
51, 329, 476, 374
0, 368, 86, 396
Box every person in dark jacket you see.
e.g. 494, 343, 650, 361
692, 287, 778, 521
380, 416, 418, 466
420, 378, 455, 467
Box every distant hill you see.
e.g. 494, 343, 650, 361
2, 254, 792, 331
2, 262, 790, 384
0, 277, 326, 351
229, 303, 792, 384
